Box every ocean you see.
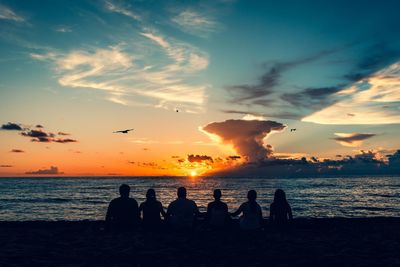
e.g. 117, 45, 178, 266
0, 176, 399, 221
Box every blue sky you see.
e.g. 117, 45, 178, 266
1, 0, 400, 176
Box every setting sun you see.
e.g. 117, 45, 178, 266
190, 170, 197, 177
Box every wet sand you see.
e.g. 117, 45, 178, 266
1, 218, 400, 267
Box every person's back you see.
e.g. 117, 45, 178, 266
106, 184, 140, 230
270, 189, 293, 226
238, 201, 262, 230
140, 189, 166, 229
167, 187, 199, 228
231, 190, 263, 230
207, 189, 229, 228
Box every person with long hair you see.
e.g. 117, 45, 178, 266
269, 189, 293, 225
230, 190, 263, 230
139, 188, 166, 229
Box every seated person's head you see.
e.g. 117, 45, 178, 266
177, 187, 187, 198
119, 184, 130, 198
213, 189, 222, 200
146, 188, 156, 200
247, 190, 257, 201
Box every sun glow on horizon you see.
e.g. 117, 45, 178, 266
190, 170, 197, 177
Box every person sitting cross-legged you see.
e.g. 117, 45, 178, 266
166, 187, 200, 229
105, 184, 140, 231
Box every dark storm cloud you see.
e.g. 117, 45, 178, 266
209, 150, 400, 177
333, 133, 376, 147
20, 129, 77, 143
1, 122, 23, 131
21, 129, 55, 142
226, 49, 340, 104
10, 149, 24, 153
53, 138, 77, 143
281, 86, 343, 109
202, 119, 286, 161
223, 42, 400, 121
344, 43, 400, 82
25, 166, 63, 175
187, 154, 213, 163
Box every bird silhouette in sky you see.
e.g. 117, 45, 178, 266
290, 128, 297, 132
113, 129, 134, 134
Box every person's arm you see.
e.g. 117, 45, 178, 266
287, 204, 293, 221
105, 201, 113, 222
159, 202, 167, 219
230, 204, 243, 217
165, 203, 172, 222
193, 201, 201, 217
134, 200, 140, 222
223, 203, 229, 220
258, 205, 263, 223
206, 203, 211, 221
269, 204, 274, 222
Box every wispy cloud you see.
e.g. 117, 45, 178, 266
54, 25, 72, 33
0, 4, 25, 22
31, 32, 209, 112
104, 0, 141, 21
171, 9, 219, 37
333, 133, 376, 147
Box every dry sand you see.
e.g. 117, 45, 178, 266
0, 218, 399, 267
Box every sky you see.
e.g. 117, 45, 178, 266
1, 0, 400, 177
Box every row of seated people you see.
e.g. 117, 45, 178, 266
105, 184, 293, 231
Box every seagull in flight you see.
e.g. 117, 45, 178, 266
290, 128, 297, 132
113, 129, 134, 134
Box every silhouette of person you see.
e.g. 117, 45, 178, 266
269, 189, 293, 225
206, 189, 229, 228
105, 184, 140, 231
166, 187, 200, 229
231, 190, 263, 230
139, 188, 166, 230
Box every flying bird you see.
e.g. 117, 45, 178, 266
113, 129, 134, 134
175, 108, 179, 113
290, 128, 297, 132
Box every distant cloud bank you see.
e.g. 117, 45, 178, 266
25, 166, 63, 175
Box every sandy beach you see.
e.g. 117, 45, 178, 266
1, 218, 399, 267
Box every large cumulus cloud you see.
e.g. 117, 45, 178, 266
202, 119, 286, 161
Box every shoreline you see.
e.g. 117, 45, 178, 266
1, 218, 400, 266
